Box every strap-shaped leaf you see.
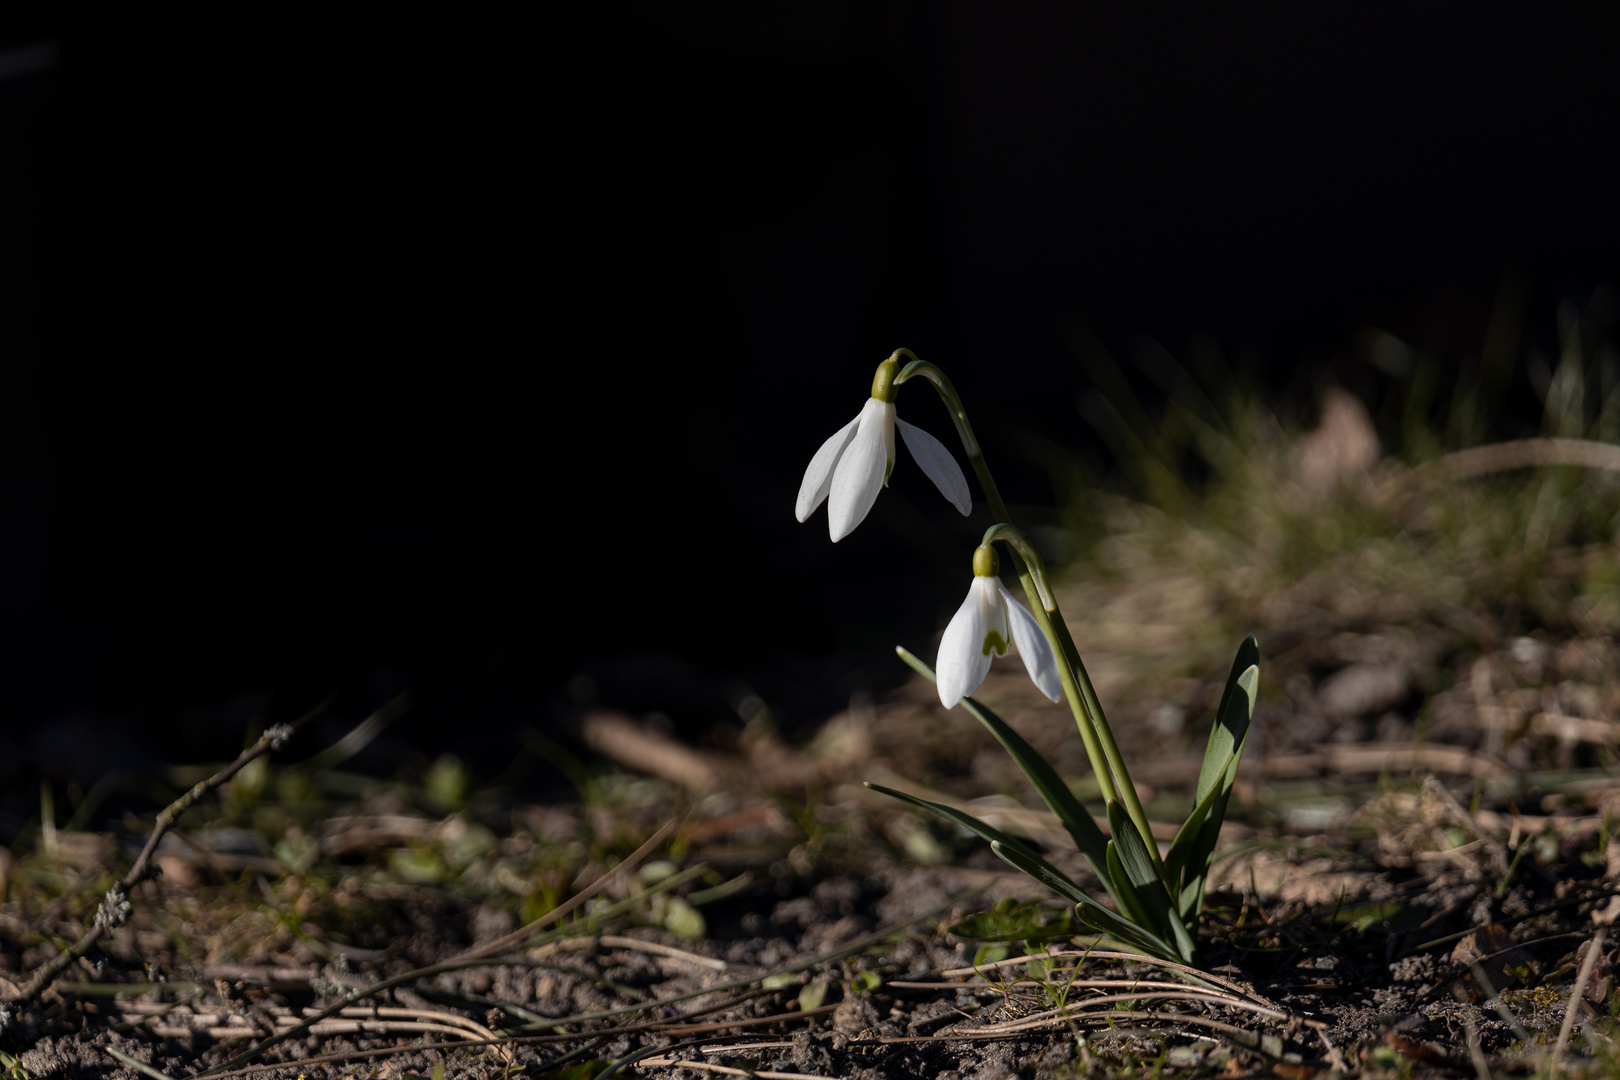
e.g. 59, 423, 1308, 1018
1105, 841, 1155, 929
1173, 650, 1258, 923
989, 840, 1179, 961
864, 782, 1088, 899
1163, 757, 1231, 885
895, 648, 1112, 878
1104, 800, 1195, 962
1195, 634, 1259, 807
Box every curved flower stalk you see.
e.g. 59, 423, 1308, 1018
800, 348, 1259, 969
936, 544, 1062, 709
796, 355, 971, 541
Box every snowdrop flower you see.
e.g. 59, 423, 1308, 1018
936, 545, 1063, 709
795, 357, 971, 541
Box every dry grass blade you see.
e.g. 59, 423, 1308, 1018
1465, 1024, 1493, 1080
538, 932, 725, 971
936, 948, 1272, 1007
1554, 927, 1606, 1073
888, 977, 1216, 993
455, 819, 677, 964
105, 1047, 181, 1080
653, 1003, 837, 1035
4, 702, 327, 1026
630, 1060, 837, 1080
964, 990, 1298, 1034
1423, 776, 1509, 873
1428, 436, 1620, 481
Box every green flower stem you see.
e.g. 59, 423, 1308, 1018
895, 356, 1115, 794
982, 523, 1168, 890
895, 353, 1169, 890
894, 356, 1120, 789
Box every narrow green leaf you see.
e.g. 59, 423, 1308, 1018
865, 782, 1037, 858
989, 840, 1179, 961
1195, 635, 1259, 806
1103, 801, 1177, 932
1105, 841, 1154, 929
864, 783, 1089, 904
895, 647, 1112, 879
1107, 796, 1198, 963
1176, 655, 1258, 923
1164, 750, 1234, 883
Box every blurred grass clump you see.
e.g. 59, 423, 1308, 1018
1036, 290, 1620, 759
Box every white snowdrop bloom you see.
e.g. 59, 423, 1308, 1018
795, 359, 971, 541
936, 545, 1062, 709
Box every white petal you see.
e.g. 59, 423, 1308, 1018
937, 577, 995, 708
897, 417, 972, 515
1000, 583, 1062, 702
827, 399, 894, 541
796, 414, 861, 522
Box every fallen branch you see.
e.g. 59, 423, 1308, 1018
3, 706, 325, 1030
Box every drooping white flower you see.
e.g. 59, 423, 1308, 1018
936, 545, 1062, 709
795, 360, 971, 541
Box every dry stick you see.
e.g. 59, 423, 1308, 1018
1553, 927, 1606, 1074
4, 705, 327, 1027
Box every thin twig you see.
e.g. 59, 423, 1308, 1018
1316, 1027, 1350, 1073
1464, 1024, 1493, 1080
105, 1047, 181, 1080
967, 991, 1304, 1035
594, 933, 727, 971
1424, 776, 1509, 873
629, 1061, 835, 1080
1554, 927, 1606, 1073
454, 819, 677, 964
5, 704, 326, 1026
654, 1003, 837, 1035
1467, 962, 1532, 1046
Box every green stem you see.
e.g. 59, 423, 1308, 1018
896, 356, 1117, 802
983, 524, 1167, 889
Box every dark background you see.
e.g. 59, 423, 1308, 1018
2, 6, 1618, 833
